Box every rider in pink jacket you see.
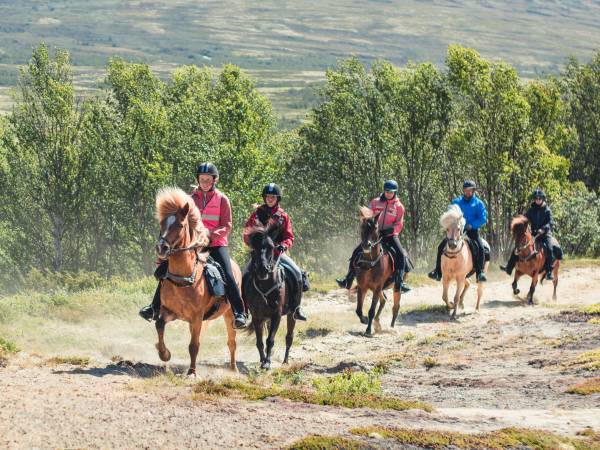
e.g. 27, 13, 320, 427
336, 180, 411, 293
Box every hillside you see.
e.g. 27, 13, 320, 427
1, 0, 600, 125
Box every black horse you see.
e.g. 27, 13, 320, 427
243, 222, 296, 370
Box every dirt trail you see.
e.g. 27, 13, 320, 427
1, 267, 599, 449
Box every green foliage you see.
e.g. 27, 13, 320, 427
287, 436, 371, 450
350, 426, 600, 450
312, 369, 382, 397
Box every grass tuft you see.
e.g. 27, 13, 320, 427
192, 372, 432, 412
351, 426, 600, 450
566, 348, 600, 372
287, 435, 371, 450
423, 357, 440, 369
566, 378, 600, 395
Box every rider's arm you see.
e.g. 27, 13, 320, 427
543, 207, 554, 234
471, 199, 487, 230
210, 195, 232, 243
392, 202, 405, 235
279, 214, 294, 250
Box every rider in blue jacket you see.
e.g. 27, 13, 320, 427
428, 180, 488, 282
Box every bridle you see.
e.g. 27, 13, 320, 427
251, 247, 284, 304
443, 224, 465, 259
356, 221, 384, 269
515, 226, 540, 262
156, 215, 205, 287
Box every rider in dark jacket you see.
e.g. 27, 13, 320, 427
501, 188, 556, 280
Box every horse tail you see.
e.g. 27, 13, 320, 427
244, 318, 270, 336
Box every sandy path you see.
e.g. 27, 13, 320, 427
1, 266, 599, 449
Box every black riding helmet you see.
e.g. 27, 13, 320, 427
262, 183, 282, 201
463, 180, 477, 189
531, 188, 546, 200
196, 162, 219, 179
383, 180, 398, 192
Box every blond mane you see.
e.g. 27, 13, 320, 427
440, 204, 465, 231
155, 187, 209, 247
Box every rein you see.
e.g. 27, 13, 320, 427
252, 253, 284, 303
356, 238, 384, 269
159, 228, 206, 287
515, 229, 541, 262
443, 231, 465, 259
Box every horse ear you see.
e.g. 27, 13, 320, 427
178, 202, 190, 219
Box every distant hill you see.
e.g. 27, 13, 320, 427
1, 0, 599, 126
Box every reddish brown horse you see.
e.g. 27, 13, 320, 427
511, 215, 560, 305
355, 207, 401, 336
154, 187, 240, 375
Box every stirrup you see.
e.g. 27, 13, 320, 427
233, 312, 247, 329
336, 277, 350, 289
427, 270, 441, 281
293, 306, 307, 321
139, 305, 157, 322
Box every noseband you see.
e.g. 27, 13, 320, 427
252, 252, 284, 303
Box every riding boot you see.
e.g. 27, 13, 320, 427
336, 259, 356, 289
428, 240, 445, 281
467, 239, 486, 282
139, 282, 161, 321
500, 253, 518, 275
544, 252, 554, 281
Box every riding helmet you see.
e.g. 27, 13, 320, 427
463, 180, 477, 190
383, 180, 398, 192
262, 183, 282, 201
196, 162, 219, 178
531, 187, 546, 199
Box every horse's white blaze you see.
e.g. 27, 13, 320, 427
162, 215, 176, 238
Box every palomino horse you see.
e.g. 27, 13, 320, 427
440, 205, 488, 318
154, 187, 240, 375
243, 221, 296, 370
510, 215, 559, 305
355, 207, 401, 336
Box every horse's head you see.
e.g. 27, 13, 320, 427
359, 206, 381, 253
156, 203, 190, 259
440, 205, 465, 250
245, 221, 283, 280
511, 215, 532, 255
155, 187, 208, 260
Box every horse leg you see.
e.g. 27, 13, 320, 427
224, 308, 237, 372
552, 261, 559, 301
356, 286, 368, 325
452, 278, 464, 318
459, 278, 470, 310
476, 278, 483, 312
442, 277, 451, 310
365, 289, 380, 336
261, 314, 281, 370
155, 317, 171, 362
527, 274, 538, 306
253, 319, 266, 364
374, 291, 386, 333
391, 289, 401, 328
512, 271, 522, 295
187, 319, 202, 376
283, 313, 296, 364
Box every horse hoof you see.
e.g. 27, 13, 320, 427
360, 316, 368, 325
513, 289, 520, 295
260, 361, 272, 370
364, 329, 374, 337
187, 368, 196, 377
156, 347, 171, 362
528, 300, 534, 306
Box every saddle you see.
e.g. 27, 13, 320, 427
154, 256, 226, 297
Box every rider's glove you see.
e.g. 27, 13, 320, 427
276, 245, 287, 253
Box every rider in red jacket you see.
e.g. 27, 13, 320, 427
244, 183, 308, 321
336, 180, 411, 293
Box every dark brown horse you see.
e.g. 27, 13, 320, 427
154, 187, 240, 375
511, 215, 560, 305
355, 207, 401, 336
243, 221, 296, 370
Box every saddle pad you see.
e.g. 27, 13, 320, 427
204, 260, 225, 297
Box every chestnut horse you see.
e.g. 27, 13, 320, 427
510, 215, 559, 305
243, 221, 296, 370
355, 207, 401, 336
154, 187, 240, 375
440, 205, 488, 317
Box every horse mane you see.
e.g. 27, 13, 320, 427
244, 220, 282, 249
511, 215, 529, 238
155, 187, 209, 246
359, 206, 373, 220
440, 204, 465, 230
